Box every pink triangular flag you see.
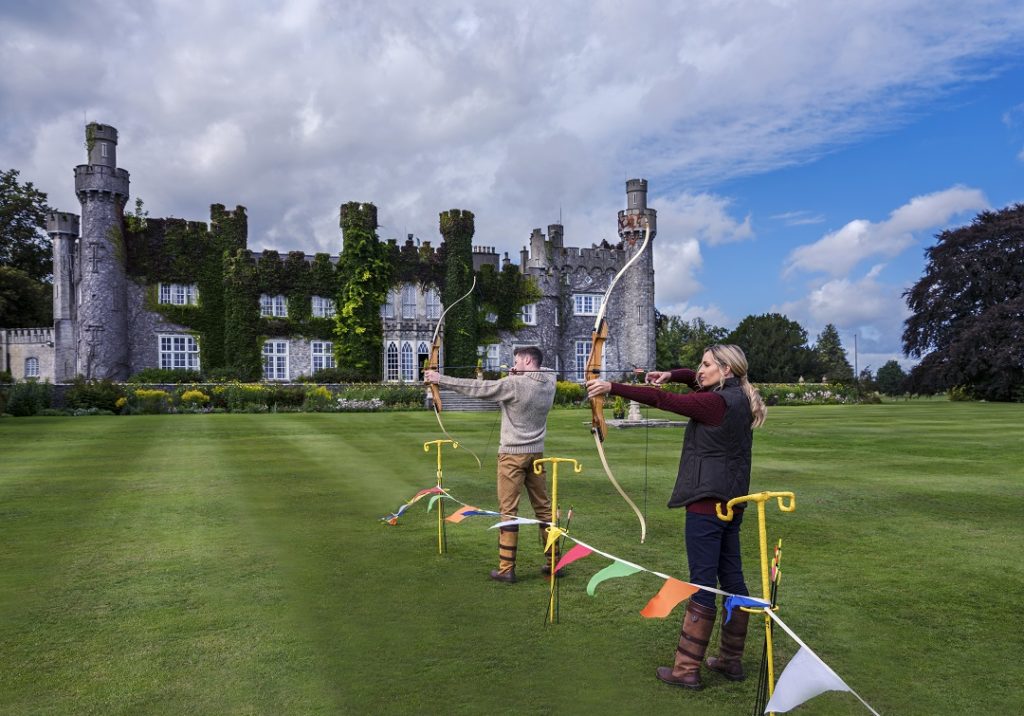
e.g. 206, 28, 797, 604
554, 544, 593, 573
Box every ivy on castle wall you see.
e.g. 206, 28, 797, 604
335, 202, 393, 380
438, 209, 478, 368
475, 262, 542, 344
223, 249, 261, 380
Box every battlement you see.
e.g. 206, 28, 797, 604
74, 164, 130, 197
46, 211, 80, 236
3, 327, 53, 344
472, 245, 497, 254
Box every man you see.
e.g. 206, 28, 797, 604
424, 346, 556, 583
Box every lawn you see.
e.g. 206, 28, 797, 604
1, 402, 1022, 715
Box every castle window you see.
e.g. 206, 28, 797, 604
312, 296, 336, 318
381, 290, 398, 319
417, 342, 430, 379
158, 283, 198, 306
262, 340, 289, 380
573, 294, 603, 316
159, 334, 200, 371
101, 143, 108, 158
25, 357, 40, 378
260, 294, 287, 318
574, 340, 604, 382
480, 343, 500, 371
401, 285, 417, 319
425, 288, 441, 320
385, 342, 399, 381
311, 341, 334, 372
521, 303, 536, 325
401, 342, 415, 381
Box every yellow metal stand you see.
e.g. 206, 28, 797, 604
533, 457, 582, 624
716, 491, 795, 712
424, 439, 458, 554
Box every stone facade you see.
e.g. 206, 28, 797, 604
0, 328, 54, 380
16, 123, 656, 384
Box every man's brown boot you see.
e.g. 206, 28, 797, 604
656, 600, 717, 689
491, 527, 518, 583
706, 606, 750, 681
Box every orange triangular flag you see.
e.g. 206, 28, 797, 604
639, 578, 699, 618
445, 505, 476, 523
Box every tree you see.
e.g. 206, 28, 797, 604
813, 323, 853, 383
727, 313, 817, 383
0, 266, 52, 327
0, 168, 53, 282
902, 204, 1024, 401
655, 312, 729, 369
876, 360, 907, 396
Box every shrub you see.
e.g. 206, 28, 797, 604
65, 377, 125, 412
303, 385, 335, 412
178, 388, 210, 409
265, 385, 306, 409
948, 386, 973, 402
0, 370, 13, 383
128, 388, 173, 414
127, 368, 203, 384
5, 381, 52, 416
216, 383, 269, 412
554, 380, 585, 406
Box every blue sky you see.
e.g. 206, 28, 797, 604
2, 0, 1023, 372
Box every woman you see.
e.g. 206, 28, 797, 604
586, 344, 767, 690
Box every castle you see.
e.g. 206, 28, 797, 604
1, 124, 656, 383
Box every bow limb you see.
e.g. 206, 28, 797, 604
584, 220, 651, 543
594, 431, 647, 544
427, 275, 481, 468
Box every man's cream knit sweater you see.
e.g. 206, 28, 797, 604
437, 370, 556, 454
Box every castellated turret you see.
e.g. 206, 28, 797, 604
74, 122, 130, 379
46, 211, 79, 381
613, 178, 657, 372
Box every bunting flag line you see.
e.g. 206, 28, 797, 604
639, 578, 700, 618
380, 486, 446, 524
554, 544, 593, 573
445, 506, 502, 523
724, 595, 773, 623
766, 611, 881, 715
586, 561, 643, 596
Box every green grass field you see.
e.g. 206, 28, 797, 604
2, 403, 1022, 715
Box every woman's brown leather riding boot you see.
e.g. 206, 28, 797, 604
706, 606, 750, 681
655, 600, 717, 689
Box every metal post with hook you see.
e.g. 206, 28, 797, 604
532, 457, 582, 624
716, 491, 796, 713
423, 439, 459, 554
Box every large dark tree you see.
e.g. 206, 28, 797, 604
0, 169, 53, 282
0, 266, 52, 327
727, 313, 817, 383
813, 323, 853, 383
902, 204, 1024, 401
655, 312, 728, 370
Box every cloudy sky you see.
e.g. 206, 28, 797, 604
3, 0, 1024, 372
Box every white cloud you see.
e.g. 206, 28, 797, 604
784, 186, 988, 276
776, 264, 911, 362
652, 238, 703, 310
2, 1, 1023, 259
656, 192, 754, 246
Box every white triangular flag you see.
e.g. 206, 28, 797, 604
765, 646, 852, 713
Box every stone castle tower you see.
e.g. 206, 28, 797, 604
47, 123, 132, 380
611, 178, 657, 373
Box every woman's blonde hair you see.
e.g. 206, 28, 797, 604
704, 344, 767, 428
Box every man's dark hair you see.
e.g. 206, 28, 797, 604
513, 345, 543, 366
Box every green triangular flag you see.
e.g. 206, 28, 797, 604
587, 560, 643, 596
